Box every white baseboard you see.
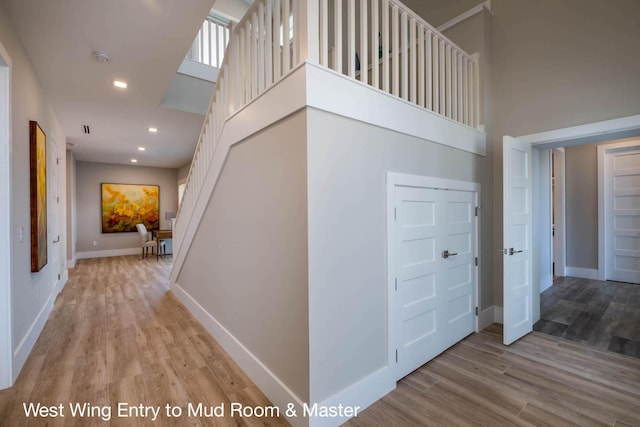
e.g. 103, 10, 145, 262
565, 267, 599, 280
494, 306, 503, 324
67, 254, 77, 268
171, 282, 307, 427
58, 269, 69, 295
539, 274, 553, 293
12, 291, 55, 382
309, 367, 395, 427
77, 248, 139, 260
478, 306, 495, 330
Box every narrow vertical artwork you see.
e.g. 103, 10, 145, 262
29, 121, 47, 272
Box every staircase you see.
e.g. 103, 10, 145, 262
170, 0, 481, 284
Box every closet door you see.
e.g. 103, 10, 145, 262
394, 184, 476, 379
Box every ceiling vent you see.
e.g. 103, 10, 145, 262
93, 50, 111, 63
82, 125, 90, 135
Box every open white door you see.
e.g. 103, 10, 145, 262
503, 136, 533, 345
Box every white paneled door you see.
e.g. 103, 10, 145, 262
393, 181, 477, 380
503, 136, 533, 345
605, 148, 640, 284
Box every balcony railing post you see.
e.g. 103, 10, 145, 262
471, 52, 481, 129
228, 23, 239, 115
298, 0, 320, 64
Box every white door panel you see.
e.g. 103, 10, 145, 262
394, 184, 476, 379
607, 149, 640, 283
395, 187, 444, 379
443, 191, 475, 347
503, 136, 533, 345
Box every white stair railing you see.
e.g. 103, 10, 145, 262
173, 0, 309, 260
319, 0, 480, 128
174, 0, 480, 268
186, 14, 231, 68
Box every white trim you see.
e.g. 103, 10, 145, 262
520, 114, 640, 147
77, 247, 140, 259
387, 172, 481, 381
478, 306, 495, 330
171, 282, 307, 427
437, 0, 493, 33
0, 40, 12, 390
597, 139, 640, 282
494, 306, 503, 324
171, 64, 308, 282
178, 58, 219, 82
12, 290, 55, 382
67, 254, 77, 268
552, 148, 566, 277
58, 269, 69, 295
513, 114, 640, 307
565, 267, 600, 281
309, 367, 395, 427
306, 63, 486, 156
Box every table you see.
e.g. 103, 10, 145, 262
152, 229, 172, 260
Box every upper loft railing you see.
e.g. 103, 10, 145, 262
173, 0, 480, 259
186, 14, 231, 68
320, 0, 479, 127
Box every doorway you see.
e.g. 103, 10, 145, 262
388, 172, 480, 380
502, 114, 640, 345
598, 140, 640, 283
0, 42, 12, 389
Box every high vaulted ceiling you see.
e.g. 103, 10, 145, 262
1, 0, 217, 168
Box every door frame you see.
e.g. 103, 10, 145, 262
597, 138, 640, 281
0, 40, 13, 389
504, 114, 640, 339
387, 172, 480, 380
552, 148, 566, 277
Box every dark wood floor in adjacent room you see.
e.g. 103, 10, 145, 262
535, 276, 640, 358
1, 257, 639, 426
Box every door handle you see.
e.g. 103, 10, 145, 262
442, 250, 458, 259
509, 248, 523, 256
52, 235, 60, 244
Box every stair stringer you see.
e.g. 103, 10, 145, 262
170, 63, 308, 284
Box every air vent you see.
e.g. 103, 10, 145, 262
82, 125, 90, 135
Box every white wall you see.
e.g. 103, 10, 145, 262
0, 2, 67, 381
75, 161, 178, 255
307, 108, 486, 403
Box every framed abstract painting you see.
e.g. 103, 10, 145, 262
101, 183, 159, 233
29, 121, 47, 272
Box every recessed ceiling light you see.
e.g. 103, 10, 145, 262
131, 159, 138, 163
113, 80, 127, 89
137, 146, 146, 151
148, 127, 158, 133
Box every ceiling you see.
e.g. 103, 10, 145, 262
1, 0, 219, 168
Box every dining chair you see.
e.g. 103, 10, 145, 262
135, 223, 165, 259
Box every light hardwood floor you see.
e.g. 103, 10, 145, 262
0, 255, 287, 426
2, 256, 640, 426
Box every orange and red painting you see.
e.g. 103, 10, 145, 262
101, 183, 159, 233
29, 121, 47, 272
